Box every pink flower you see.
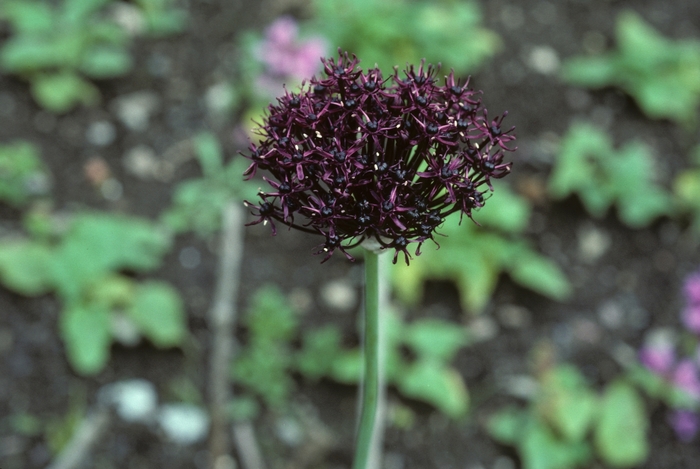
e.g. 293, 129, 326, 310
684, 271, 700, 307
639, 341, 676, 376
264, 16, 298, 46
681, 271, 700, 334
256, 16, 327, 84
669, 410, 700, 442
672, 359, 700, 399
682, 305, 700, 334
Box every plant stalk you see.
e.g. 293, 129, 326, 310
353, 249, 382, 469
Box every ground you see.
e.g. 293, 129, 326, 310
1, 0, 700, 468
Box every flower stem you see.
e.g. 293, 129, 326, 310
353, 249, 381, 469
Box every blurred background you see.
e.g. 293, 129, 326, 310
1, 0, 700, 468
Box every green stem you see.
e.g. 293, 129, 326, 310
353, 249, 381, 469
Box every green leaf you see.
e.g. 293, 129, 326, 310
0, 1, 54, 34
62, 0, 112, 25
594, 381, 649, 467
402, 318, 469, 362
536, 365, 597, 442
560, 10, 700, 126
80, 46, 133, 78
560, 56, 617, 88
329, 349, 363, 383
547, 123, 610, 202
31, 72, 99, 113
127, 281, 186, 347
144, 10, 187, 36
472, 182, 531, 233
548, 122, 673, 227
193, 132, 224, 178
51, 212, 171, 301
161, 179, 231, 236
0, 140, 48, 207
59, 303, 111, 375
0, 240, 54, 295
233, 340, 294, 410
308, 0, 499, 74
486, 406, 529, 444
244, 285, 298, 341
521, 420, 592, 469
673, 150, 700, 235
133, 0, 187, 36
88, 275, 135, 309
0, 37, 71, 72
508, 247, 572, 301
616, 11, 667, 64
396, 359, 469, 418
392, 197, 570, 313
296, 325, 344, 379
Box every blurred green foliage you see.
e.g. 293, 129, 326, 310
45, 385, 87, 455
0, 0, 186, 113
232, 285, 471, 419
299, 312, 471, 418
561, 10, 700, 128
487, 363, 649, 469
0, 211, 186, 374
548, 122, 673, 228
0, 141, 50, 207
132, 0, 187, 37
393, 183, 572, 314
309, 0, 500, 74
628, 363, 699, 411
161, 132, 258, 237
0, 142, 187, 376
231, 285, 298, 413
673, 145, 700, 235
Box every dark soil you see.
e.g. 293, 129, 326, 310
2, 0, 700, 468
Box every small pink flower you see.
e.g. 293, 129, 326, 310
682, 305, 700, 334
684, 271, 700, 306
673, 359, 700, 399
639, 341, 676, 376
256, 16, 327, 83
669, 410, 700, 442
264, 16, 298, 46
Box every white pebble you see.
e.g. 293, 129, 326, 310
158, 404, 210, 445
99, 379, 158, 423
528, 45, 560, 75
112, 91, 160, 131
86, 121, 117, 146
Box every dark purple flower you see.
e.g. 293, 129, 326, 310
243, 51, 515, 264
669, 410, 700, 442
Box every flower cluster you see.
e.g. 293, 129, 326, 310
243, 51, 515, 263
638, 270, 700, 441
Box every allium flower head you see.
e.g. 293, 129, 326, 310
243, 51, 515, 263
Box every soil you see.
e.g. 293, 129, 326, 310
2, 0, 700, 468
